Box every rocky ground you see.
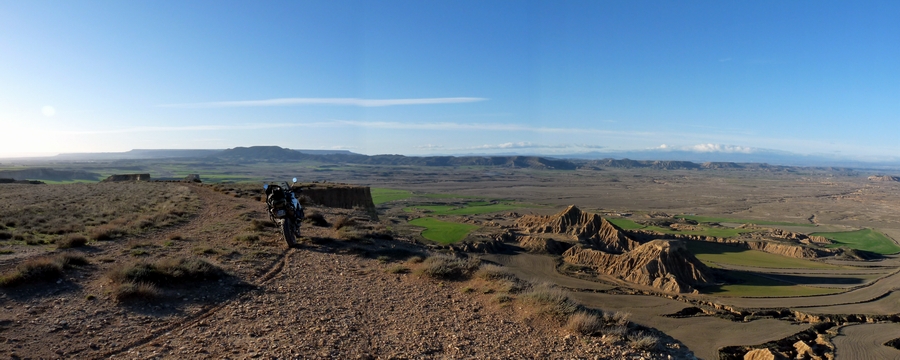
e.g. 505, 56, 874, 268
0, 183, 686, 359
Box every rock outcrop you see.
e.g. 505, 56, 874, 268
517, 236, 573, 255
296, 183, 377, 218
516, 205, 638, 253
627, 230, 844, 259
102, 173, 151, 182
562, 240, 717, 293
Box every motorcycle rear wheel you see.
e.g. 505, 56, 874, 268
280, 218, 297, 248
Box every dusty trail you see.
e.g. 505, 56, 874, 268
832, 323, 900, 360
483, 253, 616, 291
0, 184, 287, 359
126, 247, 671, 359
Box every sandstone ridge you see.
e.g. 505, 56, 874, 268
516, 205, 638, 253
563, 240, 717, 293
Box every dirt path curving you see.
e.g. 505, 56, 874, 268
833, 323, 900, 360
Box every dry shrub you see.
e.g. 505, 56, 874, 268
385, 265, 410, 274
90, 224, 125, 241
108, 257, 224, 286
603, 325, 629, 337
475, 264, 516, 281
167, 233, 183, 241
247, 219, 275, 232
0, 231, 12, 240
604, 311, 631, 326
420, 254, 480, 280
57, 234, 88, 249
112, 282, 160, 301
521, 283, 579, 318
628, 331, 659, 350
332, 216, 356, 230
304, 212, 329, 227
0, 253, 87, 287
234, 233, 260, 243
566, 311, 602, 335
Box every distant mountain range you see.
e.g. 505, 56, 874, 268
4, 146, 899, 172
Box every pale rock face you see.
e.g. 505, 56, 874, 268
516, 205, 638, 254
563, 240, 717, 293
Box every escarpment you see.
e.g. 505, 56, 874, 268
295, 183, 378, 218
563, 240, 717, 293
516, 205, 638, 253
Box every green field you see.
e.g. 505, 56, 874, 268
685, 241, 839, 269
370, 188, 413, 204
812, 228, 900, 255
405, 201, 528, 215
606, 218, 645, 230
703, 271, 844, 297
675, 215, 814, 227
408, 217, 480, 244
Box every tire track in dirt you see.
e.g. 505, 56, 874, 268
96, 185, 296, 359
833, 323, 900, 360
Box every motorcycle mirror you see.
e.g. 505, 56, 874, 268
292, 177, 297, 183
263, 184, 268, 190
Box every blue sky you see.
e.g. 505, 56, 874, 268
1, 1, 898, 159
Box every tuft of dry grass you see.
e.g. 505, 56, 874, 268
385, 265, 410, 274
332, 215, 356, 230
108, 257, 224, 286
0, 253, 88, 287
475, 264, 516, 281
234, 233, 260, 243
57, 234, 88, 249
304, 212, 329, 227
420, 254, 480, 280
628, 331, 659, 350
566, 311, 603, 335
521, 283, 579, 318
90, 224, 126, 241
112, 282, 160, 301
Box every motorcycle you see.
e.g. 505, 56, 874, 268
264, 178, 304, 247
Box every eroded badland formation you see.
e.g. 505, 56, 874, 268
4, 149, 900, 359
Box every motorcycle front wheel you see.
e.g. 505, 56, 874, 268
280, 218, 297, 248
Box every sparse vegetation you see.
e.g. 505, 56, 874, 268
304, 212, 329, 227
521, 283, 579, 318
566, 311, 602, 335
234, 233, 260, 243
420, 254, 480, 280
628, 331, 660, 350
57, 234, 88, 249
675, 215, 814, 227
0, 253, 88, 287
108, 257, 224, 286
112, 282, 160, 301
0, 182, 200, 244
332, 215, 356, 230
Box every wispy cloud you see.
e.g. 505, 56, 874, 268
469, 142, 604, 150
654, 143, 757, 154
159, 97, 487, 108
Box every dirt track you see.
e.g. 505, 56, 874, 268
832, 323, 900, 360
